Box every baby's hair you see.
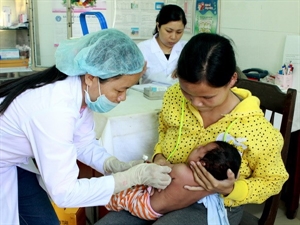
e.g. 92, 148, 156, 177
200, 141, 241, 180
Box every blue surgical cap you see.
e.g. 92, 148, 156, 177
55, 28, 144, 79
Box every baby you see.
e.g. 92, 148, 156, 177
105, 141, 241, 220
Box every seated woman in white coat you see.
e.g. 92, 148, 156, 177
138, 4, 187, 86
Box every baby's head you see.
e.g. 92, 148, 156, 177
188, 141, 241, 180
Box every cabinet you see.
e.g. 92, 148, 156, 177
0, 0, 32, 80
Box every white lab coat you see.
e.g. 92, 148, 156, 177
138, 34, 187, 85
0, 76, 114, 225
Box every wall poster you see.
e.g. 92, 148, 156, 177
166, 0, 194, 35
51, 0, 197, 45
194, 0, 218, 34
114, 0, 194, 39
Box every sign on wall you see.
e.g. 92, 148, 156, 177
194, 0, 218, 34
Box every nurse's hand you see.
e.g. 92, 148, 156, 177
103, 156, 143, 174
184, 161, 235, 196
113, 163, 172, 194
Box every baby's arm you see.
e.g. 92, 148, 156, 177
150, 163, 212, 214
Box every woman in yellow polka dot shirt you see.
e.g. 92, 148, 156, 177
97, 33, 288, 225
151, 33, 288, 225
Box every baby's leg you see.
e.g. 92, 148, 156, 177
150, 163, 211, 214
106, 185, 161, 220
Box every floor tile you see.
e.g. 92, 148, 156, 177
244, 201, 300, 225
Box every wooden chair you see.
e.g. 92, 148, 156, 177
284, 130, 300, 219
236, 79, 297, 225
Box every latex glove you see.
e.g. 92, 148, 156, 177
112, 163, 172, 194
103, 156, 144, 174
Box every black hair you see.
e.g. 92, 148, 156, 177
0, 66, 67, 114
201, 141, 241, 180
177, 33, 236, 87
153, 4, 187, 35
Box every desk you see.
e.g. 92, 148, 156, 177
93, 88, 163, 162
92, 89, 162, 221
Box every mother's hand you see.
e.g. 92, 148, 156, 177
184, 161, 235, 196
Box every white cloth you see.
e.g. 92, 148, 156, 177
138, 34, 187, 85
198, 194, 230, 225
0, 76, 114, 225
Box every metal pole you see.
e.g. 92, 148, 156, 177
66, 0, 72, 39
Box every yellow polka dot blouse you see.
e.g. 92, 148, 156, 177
153, 83, 288, 207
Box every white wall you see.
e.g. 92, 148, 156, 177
137, 0, 300, 75
219, 0, 300, 74
25, 0, 300, 74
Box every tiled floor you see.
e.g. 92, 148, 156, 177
245, 200, 300, 225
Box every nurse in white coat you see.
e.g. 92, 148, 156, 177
138, 4, 187, 86
0, 29, 172, 225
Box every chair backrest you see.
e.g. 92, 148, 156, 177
236, 79, 297, 225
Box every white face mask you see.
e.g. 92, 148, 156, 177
84, 79, 118, 113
